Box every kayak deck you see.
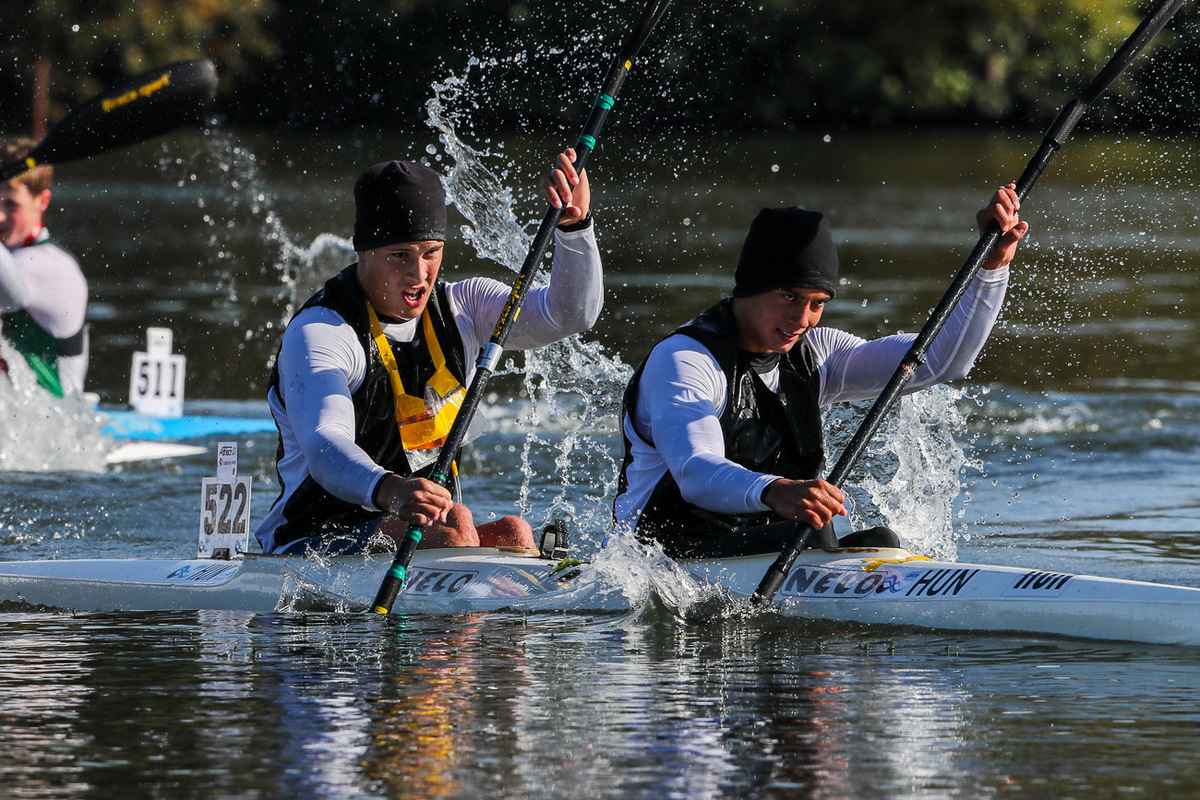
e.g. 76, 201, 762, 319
1, 546, 1197, 646
684, 548, 1200, 646
0, 548, 637, 615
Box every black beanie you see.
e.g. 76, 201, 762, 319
733, 207, 839, 298
352, 160, 447, 251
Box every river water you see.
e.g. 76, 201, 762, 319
0, 119, 1199, 798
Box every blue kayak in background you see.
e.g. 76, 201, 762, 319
100, 405, 276, 441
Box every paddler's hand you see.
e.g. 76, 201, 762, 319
375, 475, 454, 528
541, 147, 590, 228
762, 478, 846, 530
978, 183, 1029, 270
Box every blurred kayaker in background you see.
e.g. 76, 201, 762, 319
0, 138, 88, 397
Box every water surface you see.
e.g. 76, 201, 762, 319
1, 127, 1198, 798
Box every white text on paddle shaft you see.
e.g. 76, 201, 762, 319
782, 566, 980, 598
401, 568, 476, 595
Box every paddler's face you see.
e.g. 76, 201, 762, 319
733, 287, 830, 353
0, 182, 51, 248
357, 240, 444, 319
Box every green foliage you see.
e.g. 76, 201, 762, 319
644, 0, 1138, 129
1, 0, 1194, 134
1, 0, 276, 126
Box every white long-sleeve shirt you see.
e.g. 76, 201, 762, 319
0, 231, 88, 394
257, 225, 602, 552
614, 266, 1009, 532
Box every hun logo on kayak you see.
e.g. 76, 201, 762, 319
781, 566, 980, 599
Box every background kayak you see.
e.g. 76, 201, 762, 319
99, 408, 276, 441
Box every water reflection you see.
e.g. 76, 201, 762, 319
1, 607, 1200, 798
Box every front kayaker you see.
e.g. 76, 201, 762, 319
257, 149, 601, 556
0, 138, 88, 397
614, 185, 1029, 558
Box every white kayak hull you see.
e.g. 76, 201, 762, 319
684, 548, 1200, 646
0, 548, 638, 615
1, 546, 1197, 645
105, 441, 209, 464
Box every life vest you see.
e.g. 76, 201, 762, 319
618, 297, 826, 555
0, 236, 86, 398
266, 264, 468, 548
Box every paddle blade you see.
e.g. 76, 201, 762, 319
2, 59, 218, 179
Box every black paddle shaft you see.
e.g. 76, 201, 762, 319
752, 0, 1188, 607
371, 0, 674, 615
0, 59, 217, 181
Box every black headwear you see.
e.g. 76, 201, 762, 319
352, 160, 447, 251
733, 207, 839, 298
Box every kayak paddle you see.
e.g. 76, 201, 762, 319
751, 0, 1188, 607
371, 0, 674, 614
1, 59, 218, 181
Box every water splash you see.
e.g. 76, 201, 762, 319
0, 339, 109, 473
286, 233, 357, 315
157, 130, 354, 367
833, 386, 979, 562
427, 67, 633, 548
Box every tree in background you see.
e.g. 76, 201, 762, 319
647, 0, 1146, 129
1, 0, 1193, 134
1, 0, 276, 132
1120, 2, 1200, 132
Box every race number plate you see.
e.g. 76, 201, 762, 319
198, 441, 251, 559
129, 327, 186, 418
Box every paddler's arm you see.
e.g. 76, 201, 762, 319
510, 146, 601, 346
639, 338, 847, 529
7, 245, 86, 337
446, 147, 602, 354
978, 183, 1027, 270
279, 313, 453, 527
615, 335, 847, 533
814, 184, 1028, 405
277, 308, 421, 509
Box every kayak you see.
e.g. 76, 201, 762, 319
98, 409, 277, 464
100, 409, 276, 441
0, 547, 640, 615
685, 548, 1200, 646
0, 545, 1197, 645
106, 441, 208, 464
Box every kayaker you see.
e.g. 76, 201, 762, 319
614, 185, 1028, 558
0, 138, 88, 397
256, 149, 599, 556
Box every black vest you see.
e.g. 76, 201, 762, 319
267, 264, 468, 548
618, 298, 825, 554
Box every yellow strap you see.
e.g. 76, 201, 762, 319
367, 303, 408, 401
421, 308, 460, 399
366, 302, 466, 452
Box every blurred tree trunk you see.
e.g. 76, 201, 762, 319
32, 56, 50, 139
